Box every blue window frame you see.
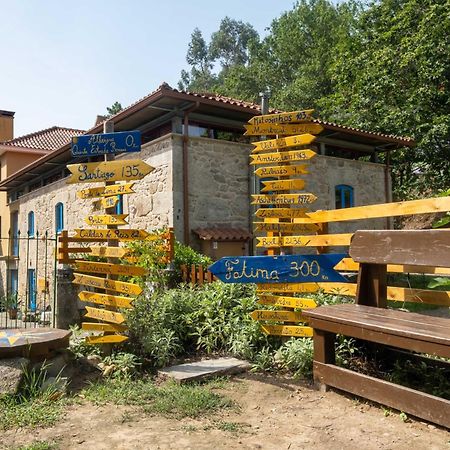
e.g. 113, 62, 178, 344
11, 211, 19, 256
28, 211, 35, 237
115, 194, 124, 215
28, 269, 36, 312
55, 202, 64, 234
9, 269, 18, 297
335, 185, 354, 209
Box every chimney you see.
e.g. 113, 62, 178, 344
0, 110, 15, 141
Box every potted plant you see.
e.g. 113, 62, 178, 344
2, 293, 19, 320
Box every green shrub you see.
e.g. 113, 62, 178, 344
276, 338, 314, 378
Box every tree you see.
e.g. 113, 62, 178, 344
106, 101, 123, 117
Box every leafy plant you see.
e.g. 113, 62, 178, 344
275, 338, 314, 378
251, 347, 275, 372
101, 352, 141, 380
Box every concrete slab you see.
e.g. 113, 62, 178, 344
158, 357, 251, 383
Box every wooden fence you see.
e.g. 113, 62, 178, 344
180, 264, 216, 285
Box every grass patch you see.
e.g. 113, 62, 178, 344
15, 441, 58, 450
81, 377, 235, 419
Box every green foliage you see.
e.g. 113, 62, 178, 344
275, 338, 314, 378
101, 352, 141, 380
69, 325, 101, 357
106, 101, 123, 117
251, 347, 276, 372
15, 441, 58, 450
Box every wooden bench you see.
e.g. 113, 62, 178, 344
303, 230, 450, 428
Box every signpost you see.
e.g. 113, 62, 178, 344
71, 131, 141, 157
89, 246, 131, 258
77, 183, 135, 199
72, 273, 143, 295
78, 291, 134, 309
93, 196, 119, 210
260, 325, 313, 337
248, 110, 314, 125
254, 208, 309, 219
244, 123, 324, 136
254, 165, 309, 178
250, 149, 316, 165
74, 228, 151, 240
86, 335, 129, 344
260, 179, 305, 192
251, 193, 317, 205
82, 322, 128, 332
253, 222, 319, 233
249, 310, 305, 322
258, 295, 317, 309
75, 260, 147, 277
252, 134, 316, 153
84, 306, 126, 324
85, 214, 129, 226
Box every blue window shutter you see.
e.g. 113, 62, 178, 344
28, 211, 35, 237
115, 194, 124, 215
55, 203, 64, 233
335, 185, 354, 209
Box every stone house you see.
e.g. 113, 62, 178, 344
0, 83, 414, 315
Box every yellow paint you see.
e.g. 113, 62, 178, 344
85, 214, 129, 226
256, 283, 320, 293
84, 306, 126, 324
248, 110, 314, 125
37, 278, 48, 293
254, 222, 319, 233
74, 228, 150, 241
89, 246, 131, 258
78, 291, 134, 309
260, 179, 305, 192
244, 123, 324, 136
82, 322, 128, 332
93, 196, 119, 210
86, 335, 129, 345
255, 208, 308, 219
252, 134, 316, 153
260, 324, 313, 337
77, 183, 135, 199
72, 273, 143, 295
297, 196, 450, 224
250, 149, 316, 165
256, 233, 352, 247
258, 295, 317, 309
75, 260, 146, 276
251, 193, 317, 206
67, 160, 154, 183
254, 164, 309, 178
249, 310, 306, 322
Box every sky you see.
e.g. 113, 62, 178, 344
1, 0, 296, 137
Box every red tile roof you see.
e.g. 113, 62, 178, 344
194, 227, 252, 241
1, 126, 85, 151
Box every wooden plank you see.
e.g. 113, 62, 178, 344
78, 291, 134, 309
258, 295, 317, 309
256, 233, 352, 248
255, 208, 308, 219
77, 183, 135, 199
313, 362, 450, 429
89, 246, 131, 258
250, 310, 306, 322
84, 306, 126, 324
256, 283, 320, 293
251, 193, 317, 206
74, 228, 150, 241
261, 324, 313, 337
75, 260, 146, 277
86, 335, 129, 345
93, 196, 119, 210
254, 221, 319, 233
350, 230, 450, 268
335, 257, 450, 275
85, 214, 129, 226
248, 110, 314, 125
72, 273, 143, 295
250, 149, 316, 165
67, 160, 154, 184
82, 322, 128, 332
254, 164, 309, 178
260, 179, 305, 192
252, 134, 316, 153
244, 123, 324, 136
297, 196, 450, 224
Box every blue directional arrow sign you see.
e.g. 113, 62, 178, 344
71, 131, 141, 157
208, 254, 347, 284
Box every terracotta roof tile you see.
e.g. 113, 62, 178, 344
194, 227, 252, 241
1, 126, 85, 151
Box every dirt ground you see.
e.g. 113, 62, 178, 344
2, 373, 449, 450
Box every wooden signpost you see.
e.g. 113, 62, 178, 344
260, 325, 313, 337
252, 134, 316, 153
248, 110, 314, 125
72, 273, 143, 295
244, 123, 324, 136
75, 260, 147, 277
251, 193, 317, 205
74, 228, 151, 240
93, 196, 119, 210
254, 164, 309, 178
85, 214, 129, 226
82, 322, 128, 332
77, 183, 135, 199
86, 335, 129, 344
250, 310, 305, 322
258, 295, 317, 309
78, 291, 134, 309
260, 179, 305, 192
84, 306, 126, 324
253, 222, 319, 233
89, 246, 131, 258
254, 208, 308, 219
250, 149, 316, 165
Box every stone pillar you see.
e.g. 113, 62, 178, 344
56, 267, 81, 329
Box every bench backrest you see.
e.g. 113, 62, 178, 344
349, 230, 450, 308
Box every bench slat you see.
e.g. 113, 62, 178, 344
350, 230, 450, 267
304, 304, 450, 347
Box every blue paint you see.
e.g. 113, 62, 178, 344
209, 254, 347, 284
71, 131, 141, 157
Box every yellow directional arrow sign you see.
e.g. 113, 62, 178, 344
82, 322, 128, 332
256, 233, 353, 248
74, 228, 151, 241
254, 164, 309, 178
260, 325, 313, 337
250, 310, 305, 322
72, 273, 143, 295
255, 208, 308, 219
75, 260, 146, 277
244, 123, 324, 136
248, 110, 314, 125
84, 306, 126, 324
250, 149, 316, 165
254, 222, 319, 233
260, 179, 305, 193
77, 183, 135, 199
93, 196, 119, 210
79, 291, 134, 309
251, 193, 317, 206
67, 160, 154, 184
85, 214, 129, 226
86, 335, 129, 345
89, 246, 132, 258
252, 134, 316, 153
258, 295, 317, 309
256, 283, 320, 293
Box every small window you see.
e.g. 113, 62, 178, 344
115, 195, 124, 215
55, 202, 64, 234
335, 185, 354, 209
28, 211, 35, 237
